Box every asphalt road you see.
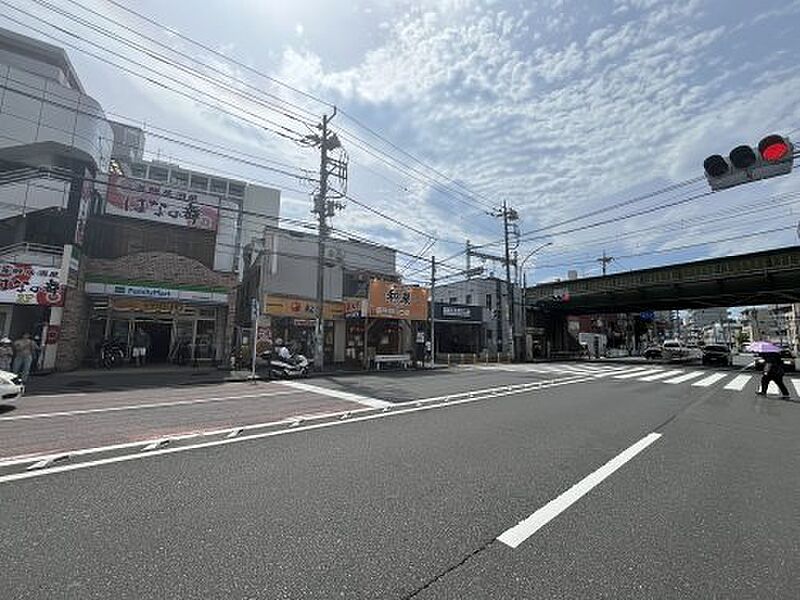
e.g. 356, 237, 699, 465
1, 364, 798, 598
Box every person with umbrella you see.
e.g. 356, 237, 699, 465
749, 341, 790, 399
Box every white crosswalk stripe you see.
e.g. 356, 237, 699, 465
613, 368, 658, 379
724, 374, 751, 391
460, 363, 797, 397
693, 373, 727, 387
664, 372, 706, 384
639, 370, 682, 382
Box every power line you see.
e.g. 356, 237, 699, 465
0, 7, 307, 142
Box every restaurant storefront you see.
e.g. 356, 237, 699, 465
263, 294, 345, 364
365, 280, 429, 364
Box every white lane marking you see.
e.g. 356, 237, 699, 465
0, 376, 596, 484
0, 389, 299, 421
663, 371, 705, 385
0, 375, 590, 467
497, 432, 662, 549
766, 381, 782, 395
724, 374, 751, 391
279, 381, 392, 408
639, 370, 682, 382
792, 379, 800, 396
613, 368, 659, 380
591, 366, 645, 379
692, 373, 727, 387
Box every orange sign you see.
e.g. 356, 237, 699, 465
368, 280, 428, 321
264, 295, 344, 320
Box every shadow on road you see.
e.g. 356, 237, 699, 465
0, 404, 16, 414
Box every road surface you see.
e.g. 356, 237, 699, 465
1, 362, 798, 598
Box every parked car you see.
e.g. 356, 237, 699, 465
662, 339, 689, 362
754, 348, 796, 372
643, 345, 662, 360
701, 344, 732, 366
0, 369, 23, 402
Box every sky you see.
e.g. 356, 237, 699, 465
3, 0, 800, 286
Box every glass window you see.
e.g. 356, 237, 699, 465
130, 163, 147, 178
486, 294, 492, 308
149, 166, 168, 182
229, 182, 245, 197
170, 170, 189, 186
190, 175, 208, 191
449, 297, 457, 304
195, 320, 216, 360
465, 294, 472, 305
210, 179, 228, 194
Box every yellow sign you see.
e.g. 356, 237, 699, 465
111, 298, 195, 315
264, 295, 344, 320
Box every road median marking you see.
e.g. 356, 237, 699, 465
278, 381, 393, 409
497, 432, 662, 549
0, 375, 594, 484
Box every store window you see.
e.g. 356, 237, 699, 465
170, 170, 189, 187
210, 179, 228, 195
195, 320, 216, 360
190, 175, 208, 191
149, 166, 168, 182
130, 163, 147, 179
229, 182, 245, 197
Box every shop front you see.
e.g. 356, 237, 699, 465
434, 302, 484, 354
366, 280, 429, 364
85, 280, 229, 364
263, 294, 345, 364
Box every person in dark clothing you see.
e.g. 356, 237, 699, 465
756, 352, 790, 398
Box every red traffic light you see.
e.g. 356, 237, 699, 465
758, 134, 790, 162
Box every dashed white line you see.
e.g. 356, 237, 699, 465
692, 373, 727, 387
724, 374, 752, 391
497, 432, 662, 549
792, 379, 800, 396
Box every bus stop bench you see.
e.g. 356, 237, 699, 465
374, 354, 412, 370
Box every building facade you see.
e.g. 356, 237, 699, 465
0, 27, 113, 370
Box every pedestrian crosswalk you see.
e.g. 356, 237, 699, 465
462, 362, 799, 396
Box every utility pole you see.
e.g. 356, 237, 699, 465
597, 250, 614, 276
501, 200, 519, 361
430, 255, 436, 367
304, 107, 346, 371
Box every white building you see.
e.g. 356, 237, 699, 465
740, 306, 791, 346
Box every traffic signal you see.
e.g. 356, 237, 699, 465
703, 134, 793, 191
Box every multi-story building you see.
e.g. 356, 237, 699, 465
240, 226, 408, 366
432, 277, 523, 355
740, 306, 791, 346
83, 121, 281, 366
0, 27, 113, 370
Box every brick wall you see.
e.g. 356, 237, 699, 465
55, 260, 89, 371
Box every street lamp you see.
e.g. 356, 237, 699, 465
519, 241, 553, 288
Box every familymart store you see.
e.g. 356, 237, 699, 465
84, 279, 231, 364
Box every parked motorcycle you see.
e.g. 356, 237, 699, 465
265, 351, 311, 378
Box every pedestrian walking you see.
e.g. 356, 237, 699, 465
0, 337, 13, 372
12, 333, 38, 382
756, 351, 790, 399
132, 327, 151, 367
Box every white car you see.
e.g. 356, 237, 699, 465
0, 369, 23, 402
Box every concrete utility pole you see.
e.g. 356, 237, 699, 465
500, 200, 519, 361
430, 255, 436, 367
310, 108, 344, 371
597, 250, 614, 276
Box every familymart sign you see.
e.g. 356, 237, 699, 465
86, 281, 228, 304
